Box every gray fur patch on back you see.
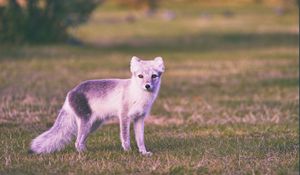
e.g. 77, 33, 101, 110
75, 80, 118, 98
69, 91, 92, 120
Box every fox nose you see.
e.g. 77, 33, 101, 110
145, 84, 151, 90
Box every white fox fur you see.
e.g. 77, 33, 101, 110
30, 56, 165, 155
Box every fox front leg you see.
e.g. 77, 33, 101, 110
119, 116, 131, 151
134, 117, 152, 156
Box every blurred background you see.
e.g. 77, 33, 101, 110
0, 0, 298, 124
0, 0, 299, 173
0, 0, 298, 43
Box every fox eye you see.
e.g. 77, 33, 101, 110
151, 74, 158, 78
138, 74, 143, 78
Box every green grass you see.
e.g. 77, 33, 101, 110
1, 124, 298, 174
0, 2, 299, 174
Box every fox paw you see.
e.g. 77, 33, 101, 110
122, 143, 131, 152
123, 147, 131, 152
141, 151, 153, 156
75, 143, 86, 152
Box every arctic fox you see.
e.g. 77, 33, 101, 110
30, 56, 164, 156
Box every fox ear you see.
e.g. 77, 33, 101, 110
154, 56, 165, 72
130, 56, 141, 73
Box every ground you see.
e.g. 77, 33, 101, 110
0, 2, 299, 174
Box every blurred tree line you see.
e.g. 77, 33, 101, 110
0, 0, 158, 43
0, 0, 101, 43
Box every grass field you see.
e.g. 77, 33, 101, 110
0, 2, 299, 174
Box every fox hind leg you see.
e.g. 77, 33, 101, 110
75, 119, 92, 152
69, 91, 93, 152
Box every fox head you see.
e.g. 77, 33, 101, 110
130, 56, 165, 92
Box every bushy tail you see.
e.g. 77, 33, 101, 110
30, 109, 77, 154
